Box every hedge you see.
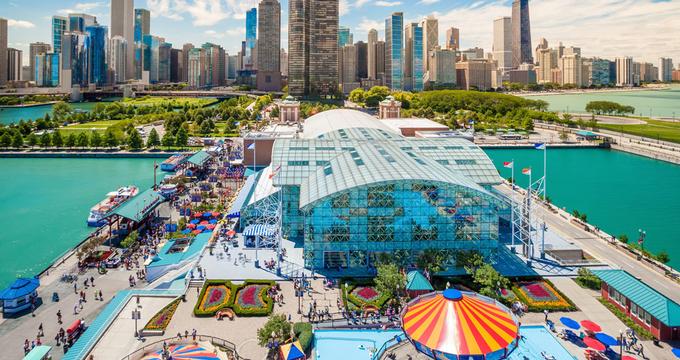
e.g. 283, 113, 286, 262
598, 298, 654, 340
512, 279, 577, 312
340, 280, 393, 310
293, 322, 313, 352
231, 279, 276, 317
193, 280, 236, 317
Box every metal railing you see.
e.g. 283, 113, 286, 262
120, 334, 248, 360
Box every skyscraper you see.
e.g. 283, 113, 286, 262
0, 18, 7, 85
142, 34, 161, 84
367, 29, 378, 80
445, 27, 459, 51
187, 47, 206, 88
375, 40, 385, 82
355, 41, 368, 80
202, 43, 226, 87
338, 26, 352, 46
111, 0, 134, 80
29, 43, 51, 82
35, 52, 60, 87
68, 14, 97, 33
51, 16, 68, 54
257, 0, 282, 91
170, 48, 183, 83
404, 22, 423, 92
659, 58, 673, 82
511, 0, 533, 67
7, 48, 22, 81
61, 31, 89, 89
288, 0, 339, 97
85, 24, 108, 86
109, 36, 127, 84
280, 48, 288, 77
493, 17, 512, 70
182, 43, 194, 82
134, 9, 151, 80
339, 44, 357, 93
421, 16, 438, 75
385, 12, 403, 90
158, 42, 172, 83
616, 56, 634, 87
245, 8, 257, 69
427, 48, 456, 87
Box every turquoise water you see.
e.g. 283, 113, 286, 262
524, 85, 680, 117
0, 158, 157, 288
0, 102, 99, 125
313, 326, 574, 360
485, 148, 680, 269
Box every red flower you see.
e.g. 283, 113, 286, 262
524, 283, 550, 298
241, 286, 256, 305
354, 287, 379, 301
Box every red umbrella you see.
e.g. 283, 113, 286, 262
584, 337, 605, 352
621, 356, 637, 360
211, 212, 220, 217
192, 213, 202, 218
227, 229, 236, 237
192, 230, 202, 235
581, 320, 602, 332
200, 220, 209, 225
187, 223, 196, 229
206, 224, 216, 230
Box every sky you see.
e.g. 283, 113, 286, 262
2, 0, 680, 66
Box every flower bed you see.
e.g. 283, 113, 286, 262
232, 280, 275, 317
193, 280, 235, 317
143, 298, 181, 332
512, 280, 576, 311
342, 282, 392, 310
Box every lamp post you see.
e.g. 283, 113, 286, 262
638, 229, 646, 250
132, 308, 141, 339
619, 329, 623, 357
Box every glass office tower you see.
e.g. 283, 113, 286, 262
385, 13, 403, 90
85, 25, 108, 86
245, 8, 257, 68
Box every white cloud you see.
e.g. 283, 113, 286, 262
419, 0, 440, 4
356, 18, 382, 35
7, 19, 35, 29
146, 0, 184, 20
146, 0, 258, 25
353, 0, 370, 8
339, 0, 350, 16
374, 1, 402, 6
58, 2, 106, 15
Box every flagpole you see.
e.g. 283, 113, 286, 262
510, 160, 515, 250
529, 167, 533, 260
544, 145, 547, 203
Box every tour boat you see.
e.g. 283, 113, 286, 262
158, 184, 178, 198
87, 186, 139, 227
160, 154, 187, 172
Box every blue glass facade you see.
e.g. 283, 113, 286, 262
386, 13, 403, 90
338, 26, 352, 47
34, 53, 60, 87
591, 59, 611, 86
143, 34, 160, 83
85, 25, 108, 86
245, 8, 257, 68
62, 32, 89, 88
52, 17, 67, 53
410, 25, 424, 92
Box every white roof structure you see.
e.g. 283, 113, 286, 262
302, 109, 398, 139
379, 118, 449, 134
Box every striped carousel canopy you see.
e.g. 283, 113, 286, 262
402, 289, 519, 358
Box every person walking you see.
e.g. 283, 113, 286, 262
38, 323, 43, 337
543, 309, 549, 322
191, 328, 197, 341
57, 310, 62, 324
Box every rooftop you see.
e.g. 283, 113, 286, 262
148, 232, 211, 268
109, 188, 164, 223
593, 269, 680, 326
302, 109, 397, 139
186, 150, 212, 167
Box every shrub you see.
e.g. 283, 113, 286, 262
341, 280, 392, 310
193, 280, 235, 317
598, 298, 653, 340
232, 280, 275, 317
574, 268, 602, 290
293, 322, 313, 352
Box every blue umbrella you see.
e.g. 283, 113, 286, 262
190, 219, 200, 225
559, 317, 580, 330
209, 219, 218, 224
203, 212, 212, 218
182, 229, 192, 234
672, 348, 680, 358
197, 225, 207, 230
595, 333, 619, 347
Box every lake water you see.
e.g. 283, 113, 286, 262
0, 158, 157, 288
0, 102, 99, 125
524, 85, 680, 118
485, 148, 680, 270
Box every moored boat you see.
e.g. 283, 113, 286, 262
160, 154, 187, 172
87, 186, 138, 227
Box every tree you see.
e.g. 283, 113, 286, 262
374, 263, 406, 298
120, 230, 138, 248
199, 119, 214, 134
457, 250, 485, 273
559, 131, 569, 142
175, 127, 189, 147
416, 249, 451, 274
27, 133, 38, 148
76, 132, 89, 148
11, 132, 23, 148
0, 132, 12, 148
52, 131, 63, 148
161, 132, 176, 147
617, 234, 629, 244
40, 132, 52, 147
52, 101, 73, 120
104, 130, 118, 148
348, 88, 366, 104
127, 130, 144, 150
257, 314, 291, 347
65, 133, 77, 148
470, 263, 510, 298
90, 131, 102, 148
146, 128, 160, 148
656, 251, 670, 264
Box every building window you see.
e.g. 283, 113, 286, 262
455, 159, 477, 165
287, 160, 309, 166
324, 251, 347, 269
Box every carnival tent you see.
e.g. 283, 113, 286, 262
402, 289, 519, 359
279, 341, 305, 360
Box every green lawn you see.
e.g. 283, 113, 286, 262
122, 97, 218, 108
597, 119, 680, 144
58, 120, 122, 135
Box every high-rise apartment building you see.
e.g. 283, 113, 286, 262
170, 49, 183, 83
427, 48, 456, 88
445, 27, 460, 51
511, 0, 533, 67
257, 0, 282, 92
228, 54, 238, 79
339, 44, 357, 93
35, 53, 60, 87
367, 29, 378, 80
590, 58, 611, 86
534, 37, 548, 65
245, 8, 257, 69
202, 43, 226, 88
182, 43, 194, 82
385, 12, 404, 90
29, 43, 51, 82
639, 62, 658, 83
68, 14, 97, 33
280, 48, 288, 77
559, 54, 582, 87
355, 41, 368, 80
86, 25, 108, 86
493, 17, 513, 70
456, 59, 494, 90
7, 48, 22, 81
134, 9, 151, 80
0, 18, 7, 85
288, 0, 339, 97
51, 16, 68, 54
61, 31, 89, 89
404, 22, 423, 92
536, 48, 557, 84
616, 57, 634, 87
375, 40, 386, 82
659, 58, 673, 82
111, 0, 134, 80
158, 42, 172, 83
338, 26, 353, 47
421, 16, 438, 76
142, 34, 161, 84
109, 36, 127, 84
187, 47, 206, 88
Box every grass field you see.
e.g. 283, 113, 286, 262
58, 120, 122, 135
122, 97, 218, 108
597, 119, 680, 144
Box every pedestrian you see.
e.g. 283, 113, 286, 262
99, 289, 103, 301
637, 343, 645, 358
38, 323, 43, 337
78, 298, 83, 310
543, 309, 549, 322
90, 276, 95, 287
74, 282, 78, 293
622, 335, 629, 351
192, 328, 197, 341
57, 309, 62, 324
185, 330, 189, 339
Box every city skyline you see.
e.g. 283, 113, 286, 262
2, 0, 679, 65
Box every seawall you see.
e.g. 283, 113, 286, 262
0, 151, 174, 159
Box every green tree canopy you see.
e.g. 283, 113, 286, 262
127, 130, 144, 150
0, 132, 12, 148
76, 132, 89, 148
146, 128, 160, 148
90, 131, 102, 148
40, 132, 52, 147
52, 131, 63, 147
104, 130, 118, 148
175, 126, 189, 147
27, 133, 38, 147
11, 132, 23, 148
257, 314, 291, 347
161, 132, 175, 147
52, 101, 73, 120
65, 133, 77, 148
375, 263, 406, 298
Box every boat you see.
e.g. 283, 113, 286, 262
160, 154, 187, 172
158, 184, 178, 198
87, 186, 139, 227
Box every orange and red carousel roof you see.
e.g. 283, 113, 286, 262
402, 289, 519, 358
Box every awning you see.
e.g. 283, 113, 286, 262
0, 277, 40, 300
108, 189, 164, 223
243, 224, 277, 237
228, 174, 257, 218
23, 345, 51, 360
186, 150, 212, 167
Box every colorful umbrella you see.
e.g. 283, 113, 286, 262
581, 320, 602, 332
187, 223, 196, 229
192, 213, 202, 218
197, 225, 207, 230
402, 289, 518, 357
211, 212, 220, 217
181, 229, 192, 234
584, 337, 605, 352
209, 219, 218, 224
559, 317, 580, 330
142, 344, 219, 360
190, 219, 200, 225
200, 220, 209, 225
595, 333, 618, 347
227, 229, 236, 237
622, 356, 637, 360
192, 230, 202, 235
279, 341, 305, 360
672, 348, 680, 358
206, 224, 216, 230
203, 212, 212, 218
